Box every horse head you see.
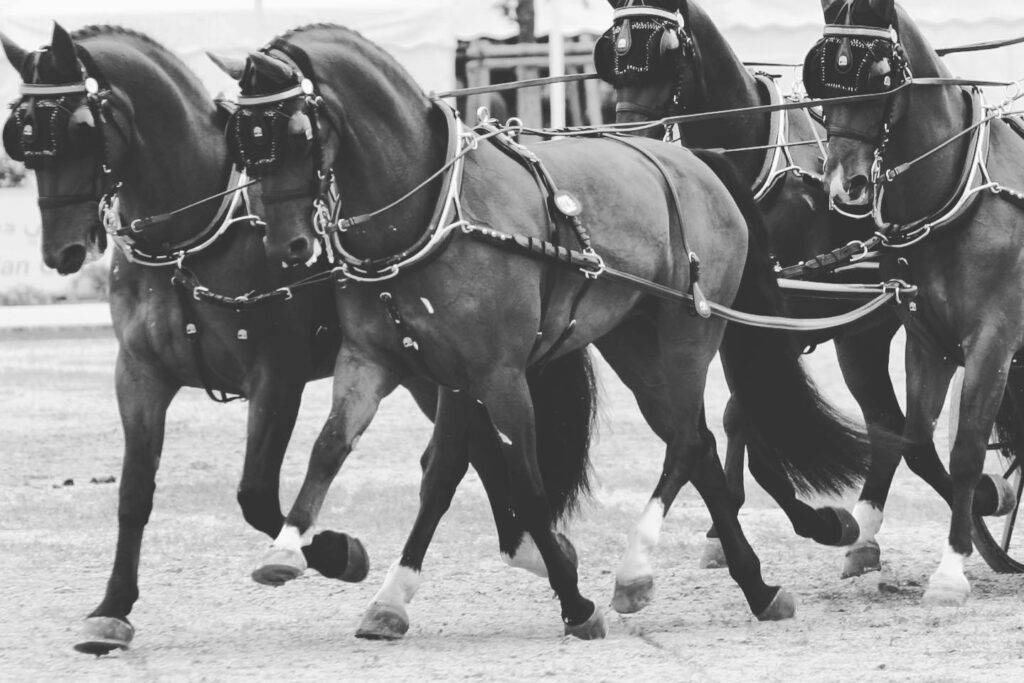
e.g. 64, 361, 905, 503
215, 24, 443, 270
595, 1, 699, 136
806, 0, 927, 211
3, 24, 223, 275
2, 23, 117, 274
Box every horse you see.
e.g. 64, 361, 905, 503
1, 23, 596, 654
807, 0, 1024, 605
593, 0, 911, 585
211, 22, 877, 638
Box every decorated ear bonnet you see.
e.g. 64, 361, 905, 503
594, 2, 691, 85
3, 49, 106, 169
228, 47, 318, 177
803, 3, 910, 98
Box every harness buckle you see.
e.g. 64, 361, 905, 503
192, 285, 210, 301
582, 249, 605, 279
275, 287, 294, 301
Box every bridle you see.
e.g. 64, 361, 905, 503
231, 49, 340, 263
804, 9, 914, 220
596, 3, 698, 125
5, 68, 128, 252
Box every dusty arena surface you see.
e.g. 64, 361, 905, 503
2, 329, 1023, 680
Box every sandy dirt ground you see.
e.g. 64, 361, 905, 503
2, 328, 1024, 681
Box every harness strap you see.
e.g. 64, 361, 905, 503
601, 134, 711, 317
171, 268, 245, 403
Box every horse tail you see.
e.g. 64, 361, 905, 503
694, 148, 872, 494
528, 349, 597, 521
993, 383, 1024, 463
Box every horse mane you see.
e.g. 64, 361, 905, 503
270, 22, 425, 100
70, 24, 211, 103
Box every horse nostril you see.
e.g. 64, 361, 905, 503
847, 175, 869, 201
56, 244, 86, 275
285, 236, 311, 263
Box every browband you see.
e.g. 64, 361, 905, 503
823, 25, 896, 41
613, 7, 681, 24
19, 78, 98, 97
235, 79, 313, 107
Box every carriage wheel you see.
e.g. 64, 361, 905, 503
951, 368, 1024, 573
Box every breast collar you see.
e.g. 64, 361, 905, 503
328, 99, 468, 282
873, 87, 992, 247
103, 167, 260, 267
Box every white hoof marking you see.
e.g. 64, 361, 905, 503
616, 499, 664, 583
370, 562, 422, 608
852, 501, 883, 544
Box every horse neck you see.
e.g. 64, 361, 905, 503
882, 19, 972, 225
680, 3, 769, 181
323, 55, 447, 259
93, 42, 228, 242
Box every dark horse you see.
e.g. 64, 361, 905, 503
213, 22, 876, 638
808, 0, 1024, 604
595, 0, 1017, 587
1, 24, 595, 654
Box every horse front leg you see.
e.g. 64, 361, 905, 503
240, 370, 367, 586
833, 323, 909, 578
355, 388, 473, 640
250, 344, 399, 586
924, 335, 1016, 606
75, 352, 179, 655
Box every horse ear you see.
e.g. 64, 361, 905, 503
207, 52, 245, 81
0, 32, 29, 72
50, 22, 79, 73
248, 51, 294, 84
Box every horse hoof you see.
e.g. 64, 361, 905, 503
840, 540, 881, 579
756, 588, 796, 621
251, 546, 307, 586
73, 616, 134, 655
355, 602, 410, 640
556, 532, 579, 569
817, 506, 861, 547
564, 607, 607, 640
611, 575, 654, 614
923, 573, 970, 607
340, 536, 370, 582
698, 537, 727, 569
982, 474, 1017, 517
305, 531, 370, 582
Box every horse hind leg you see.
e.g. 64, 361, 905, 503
700, 396, 746, 570
75, 353, 179, 655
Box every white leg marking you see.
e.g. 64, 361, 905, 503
928, 544, 970, 598
852, 500, 884, 544
502, 532, 548, 577
272, 524, 315, 551
615, 499, 664, 583
371, 562, 423, 607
